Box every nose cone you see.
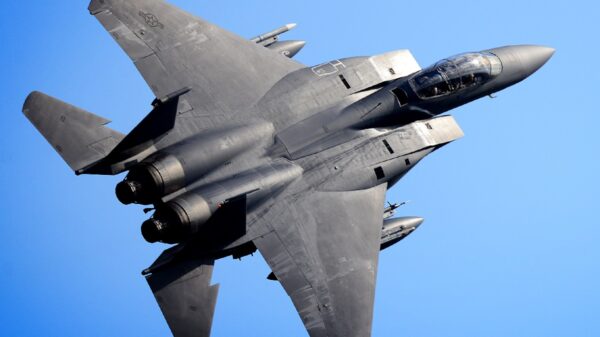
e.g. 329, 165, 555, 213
408, 216, 425, 229
487, 45, 555, 86
524, 45, 555, 73
382, 216, 425, 232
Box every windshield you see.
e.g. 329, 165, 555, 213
410, 52, 502, 99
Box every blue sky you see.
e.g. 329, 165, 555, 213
1, 1, 598, 336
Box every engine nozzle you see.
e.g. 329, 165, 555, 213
140, 161, 303, 244
141, 203, 192, 244
115, 180, 142, 205
141, 218, 168, 244
114, 162, 171, 205
115, 123, 275, 205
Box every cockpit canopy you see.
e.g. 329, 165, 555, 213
410, 52, 503, 99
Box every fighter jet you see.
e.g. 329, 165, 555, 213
22, 1, 554, 336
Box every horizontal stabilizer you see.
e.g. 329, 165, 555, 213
146, 251, 219, 337
22, 91, 125, 173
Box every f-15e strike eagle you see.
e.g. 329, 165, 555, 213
22, 0, 553, 336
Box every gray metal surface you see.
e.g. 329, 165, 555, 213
380, 217, 424, 250
267, 40, 306, 58
251, 23, 297, 44
22, 91, 124, 172
22, 1, 554, 336
145, 251, 219, 337
252, 184, 387, 337
88, 0, 302, 116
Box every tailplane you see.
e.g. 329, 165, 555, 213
23, 91, 125, 174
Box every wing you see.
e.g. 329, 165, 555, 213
251, 184, 387, 337
88, 0, 303, 116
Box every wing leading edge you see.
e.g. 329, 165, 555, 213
252, 184, 387, 337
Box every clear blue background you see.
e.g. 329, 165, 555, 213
1, 1, 598, 336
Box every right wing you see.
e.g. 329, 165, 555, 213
88, 0, 303, 116
251, 184, 387, 337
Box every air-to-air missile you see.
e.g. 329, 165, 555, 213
383, 201, 408, 219
251, 23, 306, 58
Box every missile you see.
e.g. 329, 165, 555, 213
380, 216, 424, 250
383, 201, 408, 219
251, 23, 297, 45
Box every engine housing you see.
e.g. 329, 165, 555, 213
116, 123, 274, 205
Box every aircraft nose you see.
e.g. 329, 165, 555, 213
523, 45, 555, 74
487, 45, 555, 84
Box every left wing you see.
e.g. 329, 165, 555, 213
88, 0, 303, 116
251, 184, 387, 337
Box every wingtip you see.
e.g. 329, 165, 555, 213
286, 23, 298, 30
23, 91, 43, 115
88, 0, 108, 15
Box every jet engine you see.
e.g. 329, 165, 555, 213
141, 161, 302, 243
116, 123, 274, 205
